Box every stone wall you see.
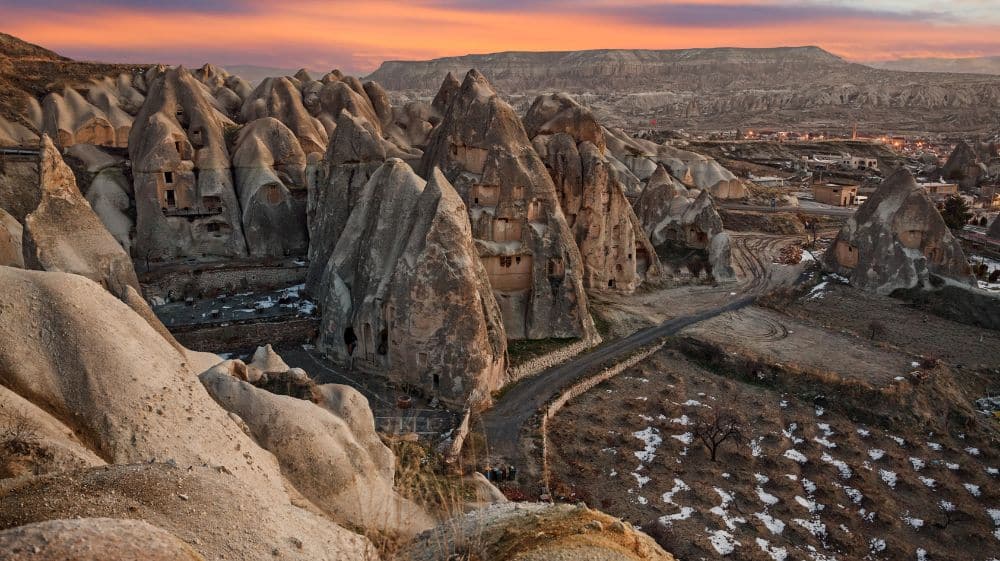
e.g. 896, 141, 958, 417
172, 317, 318, 353
139, 261, 308, 299
539, 341, 666, 495
507, 336, 602, 385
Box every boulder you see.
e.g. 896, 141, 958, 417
314, 159, 508, 408
419, 69, 595, 340
824, 169, 974, 294
200, 360, 435, 537
401, 502, 676, 561
0, 518, 204, 561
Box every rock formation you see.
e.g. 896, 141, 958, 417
306, 111, 390, 292
0, 518, 205, 561
420, 70, 595, 340
84, 168, 133, 254
313, 158, 508, 407
41, 87, 116, 148
0, 207, 22, 267
0, 463, 373, 561
942, 140, 989, 190
824, 169, 974, 294
200, 358, 435, 537
129, 66, 248, 260
231, 117, 309, 257
22, 136, 140, 296
240, 76, 327, 154
525, 92, 660, 291
402, 502, 675, 561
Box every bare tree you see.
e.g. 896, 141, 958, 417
691, 409, 744, 462
867, 320, 887, 341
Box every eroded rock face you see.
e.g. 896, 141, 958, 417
635, 164, 735, 281
420, 70, 595, 340
0, 518, 205, 561
231, 117, 309, 257
306, 111, 388, 293
0, 207, 23, 267
41, 87, 116, 148
314, 159, 508, 408
942, 140, 989, 191
129, 66, 247, 260
22, 136, 140, 297
240, 77, 328, 155
200, 359, 435, 537
0, 464, 374, 561
824, 169, 974, 294
401, 502, 676, 561
525, 93, 660, 292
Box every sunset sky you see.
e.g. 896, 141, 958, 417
3, 0, 999, 75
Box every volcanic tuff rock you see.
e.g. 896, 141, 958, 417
240, 76, 328, 154
314, 159, 508, 408
232, 117, 309, 257
22, 136, 140, 297
129, 66, 247, 260
84, 168, 133, 254
367, 47, 1000, 133
200, 359, 435, 537
0, 207, 23, 267
525, 92, 660, 292
306, 110, 389, 293
941, 140, 993, 190
402, 502, 675, 561
824, 169, 974, 294
0, 518, 205, 561
420, 69, 595, 340
0, 463, 373, 561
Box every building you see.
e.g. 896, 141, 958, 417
918, 181, 959, 201
812, 182, 859, 206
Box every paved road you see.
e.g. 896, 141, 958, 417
720, 202, 855, 217
480, 294, 755, 484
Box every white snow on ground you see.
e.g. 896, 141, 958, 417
815, 406, 825, 417
682, 399, 704, 406
784, 449, 808, 463
633, 427, 662, 463
859, 508, 876, 522
927, 441, 942, 451
672, 432, 694, 445
638, 414, 654, 421
946, 462, 960, 470
754, 512, 786, 535
807, 282, 829, 299
756, 537, 788, 561
662, 479, 690, 504
821, 452, 853, 479
888, 435, 906, 446
939, 500, 955, 512
711, 488, 746, 530
795, 495, 823, 513
909, 457, 926, 471
844, 487, 863, 504
779, 400, 789, 408
750, 437, 764, 457
870, 538, 886, 553
757, 487, 780, 506
879, 469, 898, 488
671, 414, 690, 425
856, 427, 870, 437
600, 447, 617, 455
793, 518, 828, 538
802, 479, 817, 494
903, 515, 924, 529
658, 507, 694, 525
919, 476, 937, 488
637, 496, 648, 505
988, 508, 1000, 525
817, 423, 834, 436
965, 447, 981, 456
708, 529, 740, 555
783, 423, 804, 444
868, 449, 886, 460
987, 467, 998, 475
813, 436, 837, 448
632, 472, 651, 488
964, 483, 982, 497
755, 473, 770, 484
916, 548, 928, 561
